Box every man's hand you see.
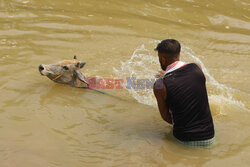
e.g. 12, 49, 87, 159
155, 70, 165, 78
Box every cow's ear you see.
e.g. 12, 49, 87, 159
76, 62, 86, 68
75, 70, 88, 84
73, 55, 77, 60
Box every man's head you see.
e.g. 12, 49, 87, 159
155, 39, 181, 70
39, 56, 88, 87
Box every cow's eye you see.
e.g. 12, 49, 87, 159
63, 66, 69, 70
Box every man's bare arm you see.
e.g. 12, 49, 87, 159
153, 78, 173, 124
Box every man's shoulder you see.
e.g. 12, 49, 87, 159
193, 63, 202, 71
154, 78, 165, 90
153, 78, 167, 95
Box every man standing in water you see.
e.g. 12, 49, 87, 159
153, 39, 215, 147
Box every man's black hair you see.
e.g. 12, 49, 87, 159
155, 39, 181, 57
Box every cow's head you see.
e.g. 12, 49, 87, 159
39, 56, 88, 87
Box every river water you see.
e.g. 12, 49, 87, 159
0, 0, 250, 166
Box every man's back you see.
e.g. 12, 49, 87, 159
163, 63, 215, 141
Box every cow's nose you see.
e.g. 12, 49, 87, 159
39, 65, 44, 71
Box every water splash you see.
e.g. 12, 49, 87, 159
181, 46, 248, 113
114, 41, 249, 114
113, 43, 159, 106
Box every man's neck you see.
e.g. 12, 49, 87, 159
164, 60, 187, 75
166, 58, 180, 67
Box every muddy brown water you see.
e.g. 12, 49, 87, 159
0, 0, 250, 166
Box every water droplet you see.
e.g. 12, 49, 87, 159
22, 1, 29, 4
